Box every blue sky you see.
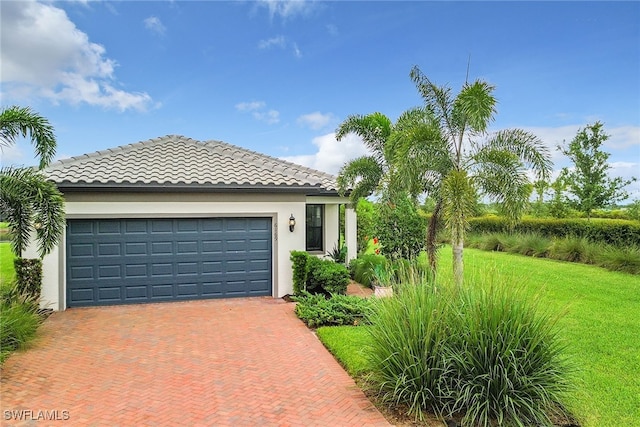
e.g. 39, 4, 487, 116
2, 0, 639, 199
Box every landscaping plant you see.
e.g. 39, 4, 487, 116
292, 291, 371, 328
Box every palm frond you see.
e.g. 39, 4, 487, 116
335, 112, 392, 162
409, 66, 456, 137
0, 106, 57, 169
336, 156, 384, 202
481, 129, 552, 181
452, 79, 497, 134
0, 167, 65, 257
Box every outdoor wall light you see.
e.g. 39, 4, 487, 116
289, 214, 296, 232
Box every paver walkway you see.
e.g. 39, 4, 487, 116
0, 298, 390, 426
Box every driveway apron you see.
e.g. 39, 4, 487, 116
0, 298, 390, 426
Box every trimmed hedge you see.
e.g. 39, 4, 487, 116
469, 215, 640, 247
293, 292, 371, 327
14, 258, 43, 301
290, 251, 349, 295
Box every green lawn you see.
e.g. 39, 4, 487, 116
321, 248, 640, 427
1, 242, 16, 287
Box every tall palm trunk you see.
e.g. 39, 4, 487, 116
452, 234, 464, 288
426, 199, 442, 276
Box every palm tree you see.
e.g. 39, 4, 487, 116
393, 66, 552, 286
335, 112, 394, 202
1, 106, 56, 169
0, 106, 64, 258
0, 168, 65, 258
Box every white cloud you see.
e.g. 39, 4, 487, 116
281, 132, 370, 175
292, 42, 302, 58
235, 100, 279, 124
235, 101, 266, 112
297, 112, 335, 130
0, 1, 153, 112
255, 0, 317, 20
258, 36, 286, 49
144, 16, 166, 36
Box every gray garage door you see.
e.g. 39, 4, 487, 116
66, 218, 272, 307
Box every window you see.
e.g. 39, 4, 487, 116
305, 204, 323, 251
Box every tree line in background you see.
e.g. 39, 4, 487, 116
337, 67, 637, 284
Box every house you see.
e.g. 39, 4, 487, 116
29, 135, 356, 310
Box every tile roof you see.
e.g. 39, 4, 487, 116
44, 135, 338, 194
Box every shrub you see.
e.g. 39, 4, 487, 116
348, 254, 387, 288
290, 251, 311, 295
0, 288, 43, 364
366, 283, 451, 420
365, 268, 573, 424
374, 195, 427, 259
293, 292, 372, 328
14, 258, 43, 300
444, 281, 572, 427
306, 257, 349, 295
548, 237, 592, 263
326, 243, 347, 264
468, 215, 640, 247
598, 245, 640, 275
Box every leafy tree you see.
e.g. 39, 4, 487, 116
374, 193, 426, 260
392, 66, 552, 286
559, 122, 636, 219
0, 106, 65, 258
548, 175, 570, 219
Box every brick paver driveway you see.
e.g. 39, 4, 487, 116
1, 298, 390, 426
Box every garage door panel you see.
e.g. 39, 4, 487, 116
67, 218, 272, 307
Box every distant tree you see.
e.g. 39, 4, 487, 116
559, 122, 636, 219
548, 175, 570, 218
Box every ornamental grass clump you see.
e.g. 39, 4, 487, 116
444, 279, 572, 426
365, 267, 573, 425
366, 282, 452, 420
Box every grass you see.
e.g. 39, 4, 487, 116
316, 326, 371, 376
1, 242, 16, 286
320, 248, 640, 426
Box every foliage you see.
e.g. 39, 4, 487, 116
0, 283, 44, 364
316, 326, 371, 376
14, 258, 43, 300
388, 66, 552, 285
366, 282, 451, 420
348, 254, 387, 288
292, 251, 350, 295
559, 122, 636, 218
292, 291, 372, 328
365, 269, 572, 424
306, 257, 350, 295
326, 243, 347, 264
0, 167, 66, 258
290, 250, 311, 295
355, 199, 376, 254
627, 199, 640, 221
444, 281, 572, 427
323, 249, 640, 426
373, 194, 427, 260
467, 232, 640, 274
0, 105, 56, 169
468, 215, 640, 247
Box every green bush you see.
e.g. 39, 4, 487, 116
306, 257, 349, 295
291, 251, 349, 295
293, 292, 372, 328
0, 287, 43, 364
14, 258, 43, 300
348, 254, 387, 288
469, 215, 640, 247
444, 282, 571, 426
290, 251, 311, 295
374, 196, 427, 259
365, 270, 573, 424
